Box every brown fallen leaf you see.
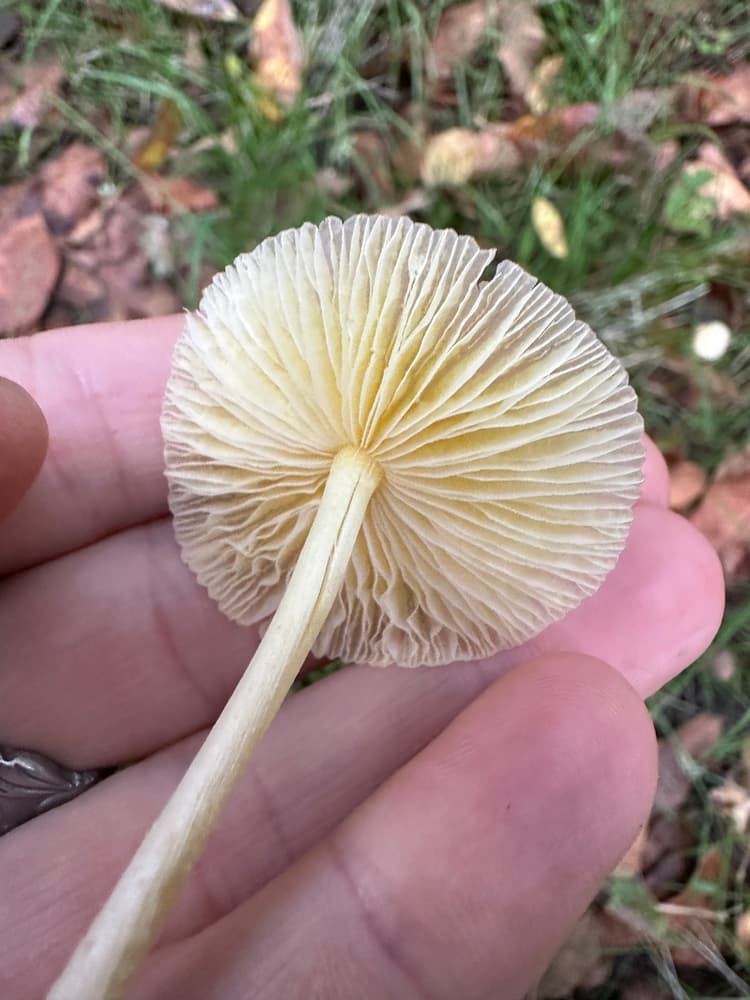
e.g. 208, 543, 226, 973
506, 102, 600, 159
531, 196, 568, 259
658, 846, 726, 968
156, 0, 240, 20
140, 175, 219, 214
421, 125, 522, 185
684, 143, 750, 220
39, 143, 106, 234
737, 910, 750, 951
691, 459, 750, 585
0, 213, 60, 335
249, 0, 303, 116
616, 823, 649, 877
426, 0, 496, 84
641, 813, 694, 898
668, 459, 707, 512
680, 65, 750, 127
654, 713, 723, 815
131, 100, 183, 172
535, 909, 614, 998
0, 59, 65, 129
52, 185, 181, 326
426, 0, 545, 102
496, 0, 545, 99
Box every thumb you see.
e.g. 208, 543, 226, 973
0, 376, 48, 521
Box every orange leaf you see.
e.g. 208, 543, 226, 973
691, 459, 750, 585
249, 0, 303, 115
141, 176, 219, 214
668, 460, 706, 512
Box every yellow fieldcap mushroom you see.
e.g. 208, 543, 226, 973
50, 214, 643, 1000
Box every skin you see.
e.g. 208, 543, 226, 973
0, 316, 724, 1000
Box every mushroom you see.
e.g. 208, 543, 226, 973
49, 214, 644, 999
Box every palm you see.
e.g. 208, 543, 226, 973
0, 316, 723, 999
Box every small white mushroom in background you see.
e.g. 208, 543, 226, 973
49, 214, 644, 999
692, 319, 732, 362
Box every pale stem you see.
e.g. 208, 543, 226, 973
48, 445, 382, 1000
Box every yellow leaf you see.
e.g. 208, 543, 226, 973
249, 0, 303, 117
421, 127, 521, 186
132, 100, 182, 172
531, 196, 568, 259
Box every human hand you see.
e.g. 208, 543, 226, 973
0, 317, 723, 999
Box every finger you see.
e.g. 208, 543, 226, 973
131, 655, 657, 1000
0, 654, 656, 1000
0, 315, 182, 575
0, 377, 48, 520
0, 502, 722, 766
0, 651, 494, 987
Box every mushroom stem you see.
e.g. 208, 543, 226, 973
48, 445, 383, 1000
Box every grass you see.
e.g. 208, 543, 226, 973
4, 0, 750, 994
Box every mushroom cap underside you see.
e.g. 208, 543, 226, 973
162, 214, 644, 667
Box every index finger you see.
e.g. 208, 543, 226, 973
0, 315, 182, 575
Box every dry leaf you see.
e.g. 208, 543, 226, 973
691, 463, 750, 584
426, 0, 495, 83
507, 102, 599, 160
427, 0, 545, 99
684, 143, 750, 220
526, 54, 564, 115
141, 175, 219, 214
654, 713, 723, 814
681, 65, 750, 127
131, 100, 183, 172
668, 460, 707, 512
39, 143, 106, 233
497, 0, 545, 98
421, 125, 521, 185
737, 910, 750, 950
616, 824, 649, 877
156, 0, 240, 21
249, 0, 303, 114
0, 59, 65, 129
0, 213, 60, 335
536, 909, 614, 998
659, 846, 725, 968
642, 813, 694, 897
531, 196, 568, 259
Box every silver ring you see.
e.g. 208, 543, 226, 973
0, 745, 106, 836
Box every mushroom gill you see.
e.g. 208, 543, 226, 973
163, 213, 643, 666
